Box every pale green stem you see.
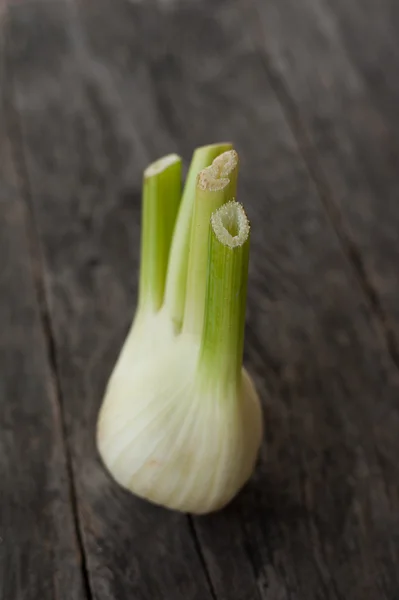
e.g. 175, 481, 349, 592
198, 202, 250, 392
138, 154, 182, 312
163, 142, 233, 331
183, 150, 239, 337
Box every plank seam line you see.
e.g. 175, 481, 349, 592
3, 24, 94, 600
236, 512, 272, 600
187, 517, 219, 600
250, 28, 399, 374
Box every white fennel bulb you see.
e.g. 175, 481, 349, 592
97, 145, 263, 514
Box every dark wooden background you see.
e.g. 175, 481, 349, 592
1, 0, 399, 598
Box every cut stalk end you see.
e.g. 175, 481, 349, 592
144, 153, 181, 178
197, 149, 238, 192
211, 200, 250, 248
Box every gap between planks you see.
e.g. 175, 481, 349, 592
2, 15, 94, 600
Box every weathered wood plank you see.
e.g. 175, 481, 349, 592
0, 190, 88, 600
0, 41, 87, 600
72, 2, 399, 598
324, 0, 399, 338
3, 3, 219, 599
251, 0, 399, 358
6, 0, 399, 599
135, 5, 399, 599
324, 0, 399, 133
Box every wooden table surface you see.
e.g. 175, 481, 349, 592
1, 1, 399, 598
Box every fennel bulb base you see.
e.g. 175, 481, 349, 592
96, 338, 262, 515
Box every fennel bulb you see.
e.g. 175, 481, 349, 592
97, 145, 263, 514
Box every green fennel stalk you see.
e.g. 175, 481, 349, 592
138, 154, 182, 312
164, 142, 233, 331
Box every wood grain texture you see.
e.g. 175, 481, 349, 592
0, 70, 87, 600
323, 0, 399, 338
4, 0, 399, 599
251, 0, 399, 359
